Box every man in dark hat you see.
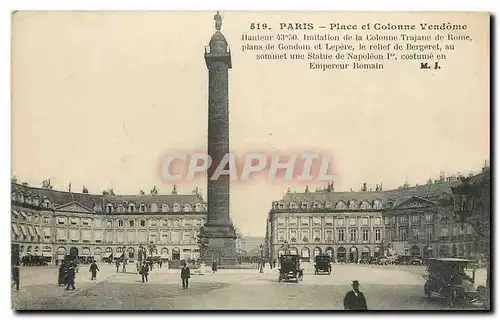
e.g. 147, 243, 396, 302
65, 263, 76, 290
343, 280, 367, 310
89, 260, 99, 280
181, 261, 191, 290
12, 262, 20, 291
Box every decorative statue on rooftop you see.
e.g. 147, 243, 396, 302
42, 179, 53, 189
82, 185, 88, 193
140, 190, 145, 196
150, 186, 158, 195
68, 182, 72, 192
214, 11, 222, 31
172, 184, 178, 195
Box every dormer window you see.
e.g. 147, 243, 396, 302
290, 202, 297, 209
33, 196, 40, 206
128, 203, 136, 213
313, 202, 321, 209
43, 199, 51, 208
140, 204, 147, 212
25, 196, 32, 204
301, 201, 308, 209
195, 203, 204, 212
17, 193, 24, 202
348, 201, 358, 210
150, 203, 158, 212
360, 201, 370, 210
278, 202, 285, 209
173, 203, 181, 212
94, 203, 102, 212
162, 204, 169, 212
106, 204, 113, 213
118, 204, 125, 213
373, 200, 383, 209
184, 204, 192, 212
325, 201, 332, 208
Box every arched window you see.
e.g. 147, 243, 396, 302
184, 204, 192, 212
118, 204, 125, 213
162, 204, 169, 212
360, 201, 370, 209
349, 201, 358, 210
106, 204, 114, 213
140, 204, 146, 212
325, 201, 332, 208
195, 203, 204, 212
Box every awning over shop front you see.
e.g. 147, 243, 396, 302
11, 224, 19, 236
19, 212, 28, 220
114, 253, 124, 258
27, 226, 35, 237
34, 227, 41, 237
104, 252, 112, 258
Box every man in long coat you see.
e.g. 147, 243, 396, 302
343, 280, 368, 310
65, 263, 76, 290
89, 260, 99, 280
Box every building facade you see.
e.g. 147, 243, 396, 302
11, 181, 207, 265
266, 171, 486, 262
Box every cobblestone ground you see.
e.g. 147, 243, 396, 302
11, 263, 487, 310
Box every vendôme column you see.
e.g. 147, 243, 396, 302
200, 11, 237, 266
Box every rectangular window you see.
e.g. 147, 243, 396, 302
387, 229, 395, 242
129, 220, 135, 227
412, 228, 419, 241
337, 218, 345, 227
70, 218, 78, 226
82, 219, 90, 227
399, 216, 407, 224
425, 213, 433, 223
118, 220, 124, 227
326, 230, 333, 241
278, 230, 285, 242
289, 229, 297, 242
426, 228, 433, 241
277, 218, 286, 227
349, 229, 357, 242
151, 220, 158, 227
362, 229, 369, 242
325, 217, 334, 226
106, 220, 112, 228
374, 217, 381, 226
440, 227, 449, 237
288, 217, 298, 226
313, 229, 321, 242
337, 229, 345, 242
301, 230, 309, 242
313, 217, 321, 226
301, 217, 309, 226
349, 218, 356, 226
398, 227, 408, 241
375, 229, 381, 241
140, 220, 146, 227
412, 215, 419, 224
361, 217, 369, 226
43, 217, 50, 224
57, 217, 65, 225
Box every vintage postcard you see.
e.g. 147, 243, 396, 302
11, 11, 490, 310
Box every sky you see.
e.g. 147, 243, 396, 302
11, 12, 490, 237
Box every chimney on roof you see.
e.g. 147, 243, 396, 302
22, 182, 28, 187
82, 185, 89, 194
305, 186, 309, 193
11, 176, 17, 183
172, 184, 178, 195
440, 171, 445, 182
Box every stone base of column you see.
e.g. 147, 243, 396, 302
200, 225, 237, 266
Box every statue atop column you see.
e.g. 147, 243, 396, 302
214, 11, 222, 31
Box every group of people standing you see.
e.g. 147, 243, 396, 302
58, 260, 78, 290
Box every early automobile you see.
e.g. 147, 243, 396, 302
314, 254, 332, 275
423, 258, 486, 307
278, 254, 304, 283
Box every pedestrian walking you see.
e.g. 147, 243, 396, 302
181, 261, 191, 290
116, 260, 120, 273
212, 260, 217, 273
89, 260, 99, 280
159, 260, 163, 268
140, 263, 149, 283
12, 262, 20, 291
58, 261, 67, 286
122, 259, 127, 273
65, 263, 76, 290
343, 280, 367, 310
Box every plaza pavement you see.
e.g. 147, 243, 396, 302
11, 262, 487, 310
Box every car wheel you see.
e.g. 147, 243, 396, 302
424, 282, 432, 298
